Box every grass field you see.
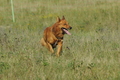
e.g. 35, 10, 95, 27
0, 0, 120, 80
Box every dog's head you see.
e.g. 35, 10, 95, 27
56, 16, 72, 35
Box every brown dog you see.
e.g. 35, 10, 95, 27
40, 16, 72, 57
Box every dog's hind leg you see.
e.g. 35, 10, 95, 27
40, 38, 47, 46
46, 42, 54, 53
40, 38, 54, 53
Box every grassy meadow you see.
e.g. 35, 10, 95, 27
0, 0, 120, 80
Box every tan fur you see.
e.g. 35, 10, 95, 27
40, 16, 72, 57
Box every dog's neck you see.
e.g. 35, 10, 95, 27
52, 22, 64, 40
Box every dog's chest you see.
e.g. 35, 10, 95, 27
51, 39, 63, 48
55, 33, 64, 39
52, 41, 58, 48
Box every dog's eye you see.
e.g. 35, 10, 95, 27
64, 24, 66, 25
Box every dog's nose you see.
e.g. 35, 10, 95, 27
69, 27, 72, 30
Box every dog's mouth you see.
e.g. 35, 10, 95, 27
62, 28, 71, 35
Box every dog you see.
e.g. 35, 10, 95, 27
40, 16, 72, 57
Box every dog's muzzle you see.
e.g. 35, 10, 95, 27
69, 26, 72, 30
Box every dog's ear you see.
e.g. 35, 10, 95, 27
62, 16, 65, 20
57, 16, 61, 22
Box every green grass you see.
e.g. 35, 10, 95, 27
0, 0, 120, 80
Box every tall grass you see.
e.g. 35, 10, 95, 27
0, 0, 120, 80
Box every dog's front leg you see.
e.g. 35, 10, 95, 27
56, 40, 63, 57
